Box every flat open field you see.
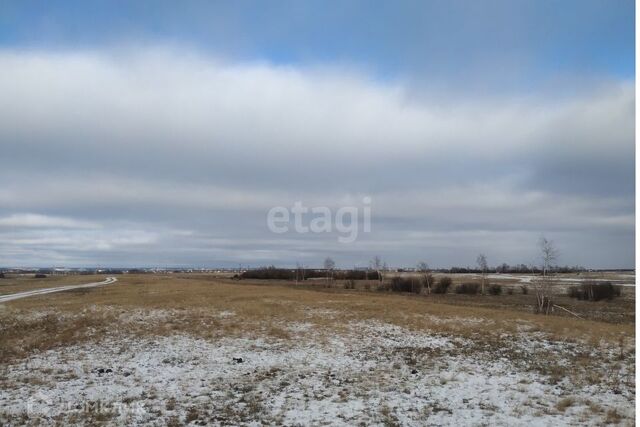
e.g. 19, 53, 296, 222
0, 273, 635, 426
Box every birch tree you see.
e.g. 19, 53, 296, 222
324, 257, 335, 286
371, 256, 384, 286
535, 236, 558, 314
417, 261, 431, 294
476, 254, 488, 295
295, 262, 305, 284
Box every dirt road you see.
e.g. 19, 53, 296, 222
0, 277, 117, 303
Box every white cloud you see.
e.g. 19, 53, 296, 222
0, 49, 632, 164
0, 48, 633, 267
0, 214, 99, 229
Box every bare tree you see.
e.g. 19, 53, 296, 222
476, 254, 488, 295
295, 262, 305, 285
324, 257, 335, 286
370, 256, 384, 286
535, 236, 558, 314
539, 236, 558, 278
382, 261, 389, 286
417, 261, 431, 294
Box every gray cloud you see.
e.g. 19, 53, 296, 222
0, 49, 634, 268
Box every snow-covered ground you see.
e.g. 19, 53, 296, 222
484, 273, 635, 287
0, 314, 634, 426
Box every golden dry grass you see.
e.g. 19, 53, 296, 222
0, 273, 633, 363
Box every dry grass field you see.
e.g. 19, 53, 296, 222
0, 273, 635, 426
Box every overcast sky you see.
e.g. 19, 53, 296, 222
0, 1, 635, 268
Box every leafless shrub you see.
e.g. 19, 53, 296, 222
389, 277, 422, 294
377, 281, 391, 292
488, 284, 502, 295
568, 282, 621, 301
433, 277, 452, 294
455, 282, 480, 294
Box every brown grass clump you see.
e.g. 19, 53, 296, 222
605, 408, 622, 424
556, 397, 575, 412
185, 406, 201, 423
455, 283, 480, 295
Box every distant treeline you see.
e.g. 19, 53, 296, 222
443, 264, 587, 274
240, 266, 381, 281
